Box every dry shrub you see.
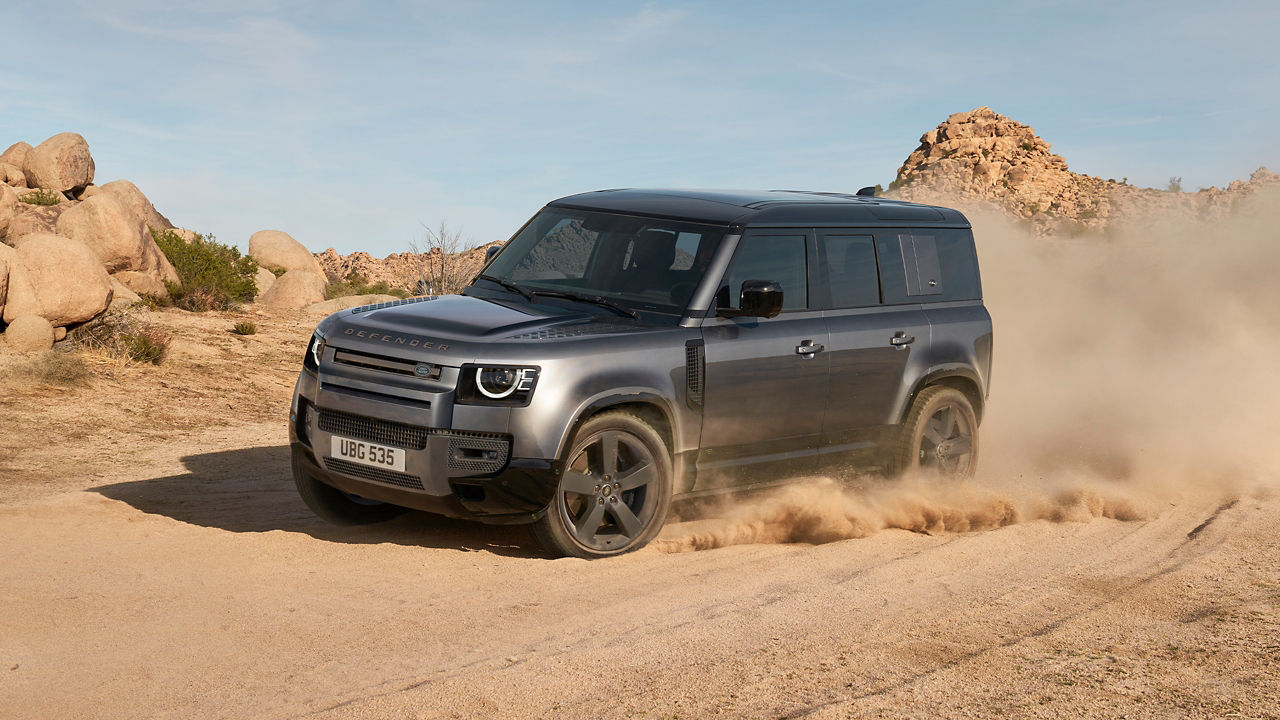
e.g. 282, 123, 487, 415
70, 312, 171, 366
231, 321, 258, 336
2, 350, 91, 388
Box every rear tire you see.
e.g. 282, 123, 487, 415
531, 411, 673, 558
292, 453, 409, 525
888, 386, 979, 480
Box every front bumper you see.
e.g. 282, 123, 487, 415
291, 366, 561, 524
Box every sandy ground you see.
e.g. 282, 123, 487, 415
1, 307, 1277, 720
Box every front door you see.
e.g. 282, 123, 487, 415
697, 229, 829, 487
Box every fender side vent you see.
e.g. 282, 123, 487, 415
685, 340, 705, 409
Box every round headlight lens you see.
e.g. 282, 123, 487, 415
476, 367, 521, 398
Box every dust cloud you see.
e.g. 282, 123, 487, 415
657, 187, 1280, 552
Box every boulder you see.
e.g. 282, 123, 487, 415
55, 193, 145, 272
0, 184, 17, 238
5, 203, 71, 241
54, 326, 67, 342
254, 266, 277, 296
0, 162, 24, 187
112, 270, 169, 298
0, 242, 14, 310
100, 179, 173, 233
108, 276, 141, 309
0, 142, 31, 171
257, 269, 326, 310
3, 314, 55, 353
2, 233, 113, 325
304, 294, 399, 316
249, 230, 323, 275
23, 133, 94, 194
77, 184, 101, 199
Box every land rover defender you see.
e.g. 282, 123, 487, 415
289, 189, 993, 557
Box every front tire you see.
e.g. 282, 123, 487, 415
888, 386, 979, 480
292, 453, 409, 525
532, 411, 673, 558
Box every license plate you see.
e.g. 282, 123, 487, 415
329, 435, 406, 472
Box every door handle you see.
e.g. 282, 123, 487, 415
795, 340, 825, 357
889, 331, 915, 347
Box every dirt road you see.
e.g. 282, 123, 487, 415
1, 372, 1277, 719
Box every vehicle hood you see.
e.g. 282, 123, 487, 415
318, 294, 637, 360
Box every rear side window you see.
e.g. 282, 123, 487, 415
876, 228, 980, 303
822, 234, 880, 308
720, 232, 808, 311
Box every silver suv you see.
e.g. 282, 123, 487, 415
289, 189, 993, 557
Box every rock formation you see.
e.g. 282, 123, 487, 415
1, 132, 180, 341
889, 106, 1279, 234
257, 269, 327, 311
315, 241, 501, 295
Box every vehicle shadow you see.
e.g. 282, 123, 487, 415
92, 445, 545, 558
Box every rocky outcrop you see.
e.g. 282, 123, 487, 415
249, 230, 323, 275
3, 314, 55, 353
257, 269, 327, 310
2, 233, 113, 326
315, 241, 501, 295
22, 133, 94, 194
889, 106, 1280, 234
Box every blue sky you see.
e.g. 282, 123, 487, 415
2, 1, 1277, 256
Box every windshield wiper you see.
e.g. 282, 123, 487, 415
477, 274, 533, 301
530, 289, 640, 320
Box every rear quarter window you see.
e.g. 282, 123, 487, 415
876, 228, 980, 303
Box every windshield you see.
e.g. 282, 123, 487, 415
476, 208, 729, 316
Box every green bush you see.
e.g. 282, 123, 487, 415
151, 228, 259, 311
324, 273, 409, 300
20, 189, 61, 206
231, 321, 258, 336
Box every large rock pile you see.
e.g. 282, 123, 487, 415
889, 106, 1279, 234
0, 133, 181, 352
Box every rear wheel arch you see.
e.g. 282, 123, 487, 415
902, 368, 986, 425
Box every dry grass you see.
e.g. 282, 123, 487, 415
69, 311, 171, 366
1, 350, 92, 388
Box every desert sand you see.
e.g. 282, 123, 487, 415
2, 199, 1278, 719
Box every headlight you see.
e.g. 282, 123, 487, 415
303, 332, 325, 372
458, 365, 539, 406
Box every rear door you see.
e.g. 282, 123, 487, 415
819, 230, 930, 450
697, 229, 829, 486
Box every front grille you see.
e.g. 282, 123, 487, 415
685, 341, 705, 409
324, 457, 425, 491
332, 348, 441, 380
445, 432, 511, 473
317, 408, 429, 449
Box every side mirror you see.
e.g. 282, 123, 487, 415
485, 245, 502, 262
718, 280, 783, 319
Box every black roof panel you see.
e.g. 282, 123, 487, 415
547, 188, 969, 227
